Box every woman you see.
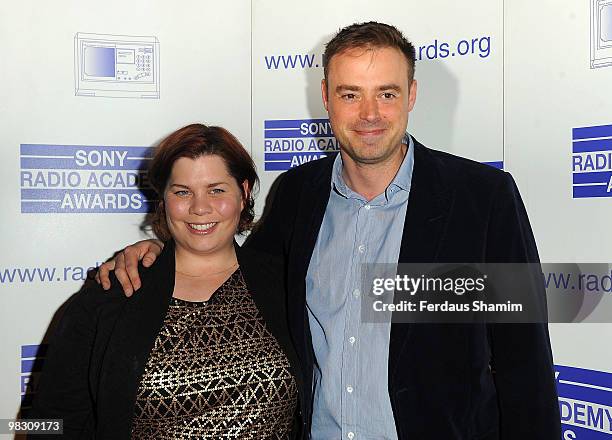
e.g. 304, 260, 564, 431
29, 124, 302, 439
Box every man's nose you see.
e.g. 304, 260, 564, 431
359, 96, 381, 122
190, 193, 213, 215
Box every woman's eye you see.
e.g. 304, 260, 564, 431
210, 188, 225, 194
174, 190, 190, 196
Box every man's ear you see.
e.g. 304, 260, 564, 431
407, 79, 417, 113
321, 79, 329, 112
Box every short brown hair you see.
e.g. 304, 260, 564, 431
323, 21, 416, 83
147, 124, 258, 240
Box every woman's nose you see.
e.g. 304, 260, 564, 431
190, 193, 213, 215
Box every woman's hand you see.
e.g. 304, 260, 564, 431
95, 239, 164, 296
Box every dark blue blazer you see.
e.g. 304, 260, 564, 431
247, 139, 561, 439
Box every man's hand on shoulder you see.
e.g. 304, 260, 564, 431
95, 239, 164, 296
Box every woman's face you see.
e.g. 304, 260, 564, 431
163, 155, 246, 258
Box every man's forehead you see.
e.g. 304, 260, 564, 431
330, 44, 401, 62
326, 45, 411, 82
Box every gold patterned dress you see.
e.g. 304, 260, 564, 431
131, 269, 298, 439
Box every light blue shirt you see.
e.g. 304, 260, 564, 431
306, 135, 414, 440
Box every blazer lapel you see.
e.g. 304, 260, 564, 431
287, 156, 334, 352
294, 156, 335, 276
389, 141, 454, 382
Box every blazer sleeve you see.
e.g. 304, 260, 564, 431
28, 283, 119, 439
485, 172, 561, 439
247, 172, 297, 259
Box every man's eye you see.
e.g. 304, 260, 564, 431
342, 93, 356, 100
381, 92, 397, 99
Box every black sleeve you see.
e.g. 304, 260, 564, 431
485, 172, 561, 439
247, 172, 297, 260
27, 287, 102, 438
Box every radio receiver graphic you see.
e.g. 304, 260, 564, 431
74, 33, 160, 98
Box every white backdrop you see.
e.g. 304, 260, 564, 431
1, 1, 611, 438
0, 0, 252, 421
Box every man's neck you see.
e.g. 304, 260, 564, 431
340, 143, 407, 201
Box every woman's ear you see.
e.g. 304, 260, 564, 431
240, 179, 250, 210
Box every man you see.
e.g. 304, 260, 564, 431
98, 22, 560, 439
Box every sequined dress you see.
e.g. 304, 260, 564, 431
131, 269, 298, 439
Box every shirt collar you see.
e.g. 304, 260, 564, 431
331, 133, 414, 200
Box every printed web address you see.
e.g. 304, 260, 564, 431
0, 263, 103, 284
544, 270, 612, 293
264, 35, 492, 69
2, 265, 611, 290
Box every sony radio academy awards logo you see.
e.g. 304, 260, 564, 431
572, 124, 612, 198
556, 364, 612, 439
263, 119, 504, 172
20, 144, 155, 213
264, 119, 339, 171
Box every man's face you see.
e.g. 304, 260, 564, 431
322, 46, 417, 166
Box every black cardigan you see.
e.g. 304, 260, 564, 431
28, 241, 303, 439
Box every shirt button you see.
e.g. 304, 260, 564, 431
352, 289, 360, 298
364, 204, 371, 210
348, 432, 355, 439
358, 244, 366, 253
346, 385, 353, 393
349, 336, 356, 344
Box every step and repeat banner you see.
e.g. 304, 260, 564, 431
0, 0, 252, 421
252, 0, 503, 199
1, 0, 611, 438
505, 3, 612, 437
